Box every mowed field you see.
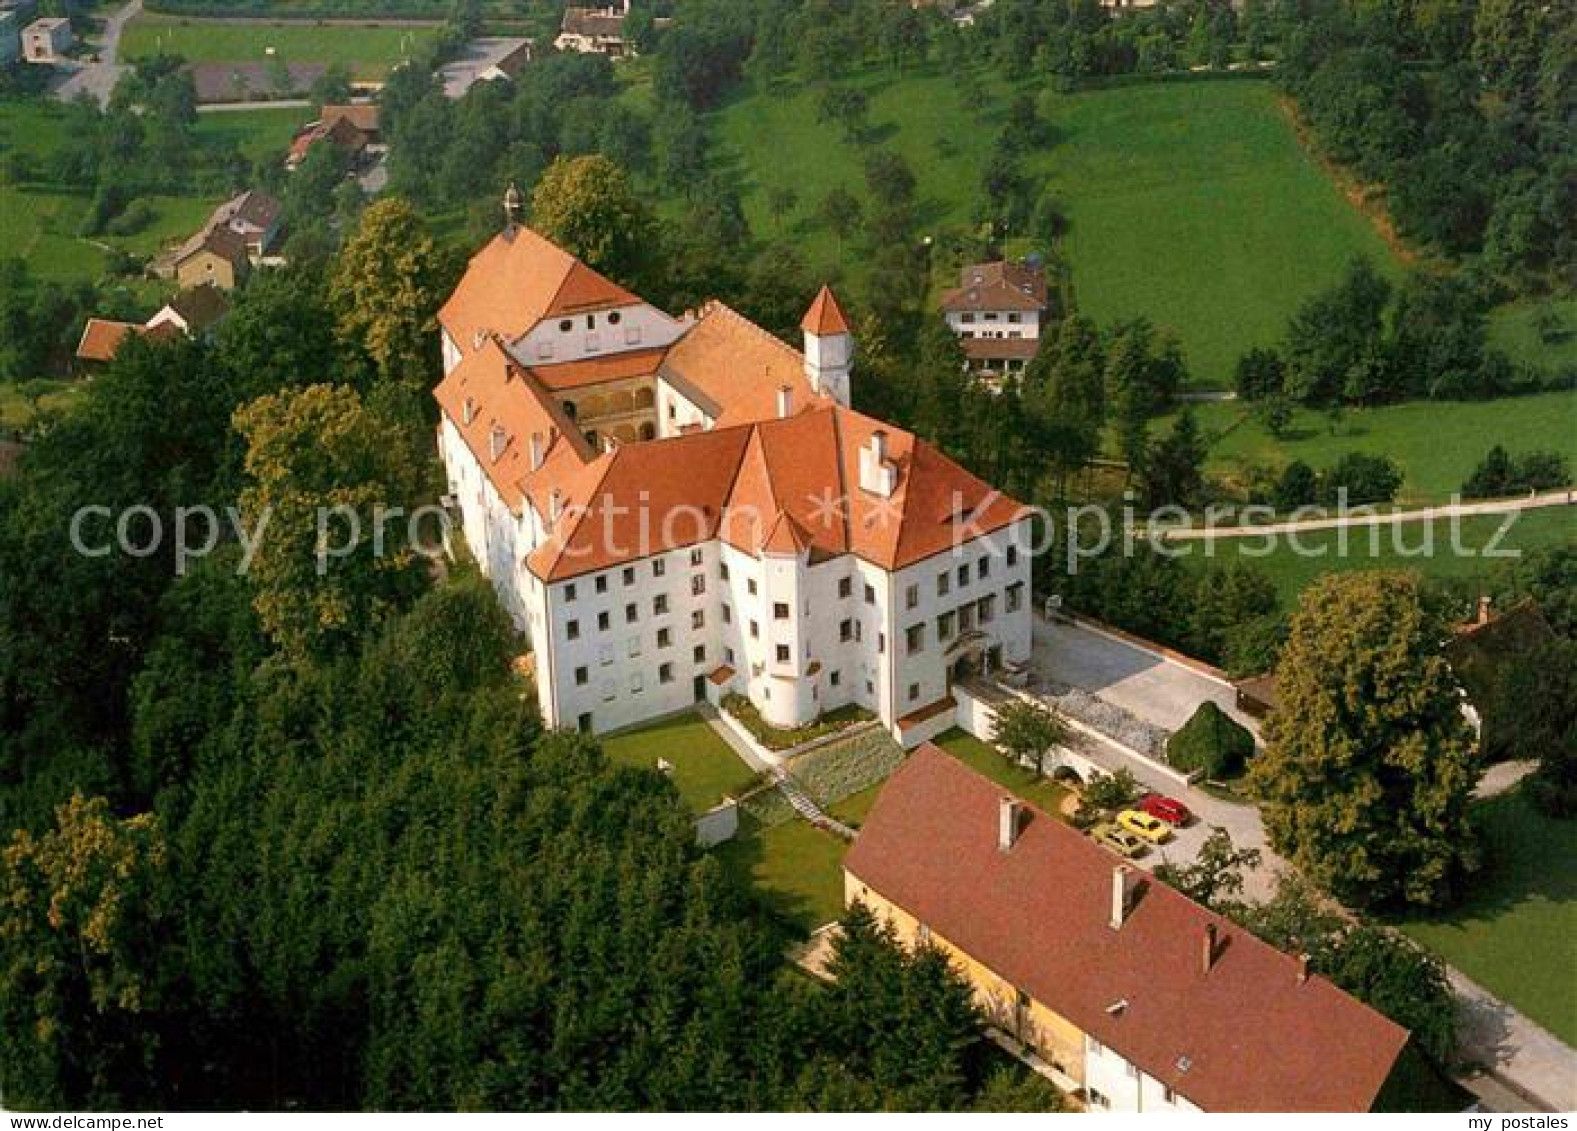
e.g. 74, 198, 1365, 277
120, 14, 438, 80
706, 71, 1400, 386
0, 99, 310, 291
1169, 389, 1577, 506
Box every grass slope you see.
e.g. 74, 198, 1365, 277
933, 728, 1071, 817
1397, 786, 1577, 1045
707, 71, 1399, 385
121, 13, 437, 79
1177, 389, 1577, 505
1488, 295, 1577, 376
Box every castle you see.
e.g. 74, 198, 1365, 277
434, 199, 1034, 746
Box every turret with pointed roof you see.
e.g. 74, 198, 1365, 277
801, 284, 852, 405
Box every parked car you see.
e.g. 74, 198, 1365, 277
1117, 808, 1172, 844
1138, 793, 1192, 826
1090, 822, 1147, 859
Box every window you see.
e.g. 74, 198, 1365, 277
558, 319, 573, 332
938, 611, 955, 640
917, 922, 931, 942
905, 584, 919, 610
689, 547, 703, 566
840, 619, 853, 642
725, 646, 736, 665
959, 604, 975, 632
578, 711, 593, 732
961, 313, 975, 324
906, 624, 924, 654
723, 604, 733, 624
863, 584, 875, 605
629, 671, 643, 693
1162, 1086, 1176, 1105
601, 679, 615, 702
839, 575, 852, 599
693, 644, 706, 664
937, 571, 950, 597
749, 620, 760, 639
978, 595, 996, 624
595, 575, 608, 594
691, 609, 705, 630
567, 619, 580, 641
565, 583, 577, 602
625, 603, 638, 624
652, 558, 666, 578
623, 567, 635, 586
653, 595, 669, 616
747, 578, 758, 596
574, 666, 588, 686
1087, 1090, 1108, 1111
775, 644, 790, 663
773, 602, 790, 620
957, 564, 969, 588
608, 311, 622, 325
659, 663, 674, 684
598, 643, 614, 666
978, 556, 991, 581
878, 632, 886, 654
598, 610, 610, 631
657, 627, 672, 648
1007, 312, 1021, 323
1007, 545, 1019, 567
830, 671, 841, 687
720, 562, 730, 581
627, 637, 641, 657
908, 683, 919, 702
1006, 582, 1024, 613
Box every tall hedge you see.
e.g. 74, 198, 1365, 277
1167, 700, 1254, 780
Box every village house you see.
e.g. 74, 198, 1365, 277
169, 189, 283, 291
20, 14, 69, 63
435, 197, 1034, 745
844, 745, 1411, 1112
939, 258, 1051, 381
286, 103, 382, 170
74, 284, 230, 371
555, 1, 635, 58
74, 318, 181, 371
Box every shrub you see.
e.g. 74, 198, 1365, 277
1321, 451, 1402, 506
721, 693, 874, 752
787, 727, 904, 807
1167, 700, 1254, 780
105, 200, 155, 237
1462, 446, 1571, 498
1272, 460, 1318, 510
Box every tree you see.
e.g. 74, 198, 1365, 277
1139, 408, 1206, 507
233, 383, 430, 663
1166, 700, 1255, 781
1320, 451, 1403, 506
328, 198, 447, 387
308, 63, 352, 112
1023, 315, 1106, 495
1188, 563, 1279, 665
1514, 640, 1577, 817
1251, 572, 1481, 908
765, 185, 798, 233
1079, 767, 1142, 817
989, 699, 1068, 777
1272, 459, 1318, 510
1234, 346, 1286, 401
529, 154, 653, 285
818, 186, 864, 248
1154, 828, 1262, 914
0, 794, 170, 1109
1283, 258, 1392, 405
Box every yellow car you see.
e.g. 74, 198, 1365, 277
1117, 808, 1172, 845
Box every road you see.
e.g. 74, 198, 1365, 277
1158, 489, 1575, 541
195, 99, 311, 113
1024, 614, 1577, 1111
52, 0, 141, 107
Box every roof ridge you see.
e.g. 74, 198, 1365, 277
701, 299, 805, 361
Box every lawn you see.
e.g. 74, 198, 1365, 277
827, 781, 884, 828
1396, 786, 1577, 1045
933, 728, 1072, 817
121, 13, 438, 80
1171, 389, 1577, 505
599, 711, 759, 814
1178, 505, 1577, 609
704, 70, 1399, 386
1488, 295, 1577, 376
714, 814, 849, 934
193, 106, 316, 162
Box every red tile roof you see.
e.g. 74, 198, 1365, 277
659, 300, 822, 426
438, 225, 640, 353
801, 284, 851, 335
525, 346, 667, 392
844, 747, 1408, 1113
940, 260, 1048, 313
961, 336, 1040, 362
75, 319, 140, 362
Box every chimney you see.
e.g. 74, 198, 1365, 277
1297, 954, 1310, 984
528, 431, 545, 471
777, 384, 793, 419
1110, 865, 1137, 930
858, 431, 897, 498
997, 797, 1023, 851
1202, 923, 1219, 974
1477, 594, 1492, 626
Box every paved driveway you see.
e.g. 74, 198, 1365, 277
1031, 616, 1256, 734
52, 0, 140, 107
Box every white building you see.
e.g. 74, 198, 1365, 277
555, 1, 633, 58
938, 259, 1050, 381
21, 14, 69, 63
435, 208, 1035, 746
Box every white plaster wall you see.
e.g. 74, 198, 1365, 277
945, 309, 1041, 340
1083, 1036, 1199, 1113
654, 376, 713, 437
511, 302, 683, 366
439, 416, 531, 629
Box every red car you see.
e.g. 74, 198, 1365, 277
1139, 794, 1192, 826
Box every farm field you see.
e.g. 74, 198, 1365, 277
706, 71, 1400, 386
1172, 390, 1577, 506
1177, 505, 1576, 609
600, 711, 759, 814
1397, 786, 1577, 1046
121, 13, 438, 79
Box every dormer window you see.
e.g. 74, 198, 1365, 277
558, 319, 573, 332
462, 398, 476, 425
489, 424, 508, 462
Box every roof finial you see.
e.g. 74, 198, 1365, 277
503, 181, 523, 231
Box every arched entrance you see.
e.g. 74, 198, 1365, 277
946, 632, 1000, 685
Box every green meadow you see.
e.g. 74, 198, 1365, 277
705, 70, 1400, 386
